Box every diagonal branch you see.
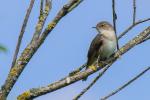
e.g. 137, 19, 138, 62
17, 26, 150, 100
10, 0, 35, 69
138, 35, 150, 44
118, 18, 150, 39
101, 66, 150, 100
69, 63, 86, 76
0, 0, 83, 99
73, 65, 110, 100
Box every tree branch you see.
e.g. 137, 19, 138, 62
0, 0, 83, 99
133, 0, 136, 24
32, 0, 52, 41
17, 26, 150, 100
118, 18, 150, 39
112, 0, 117, 33
101, 66, 150, 100
138, 35, 150, 44
73, 65, 110, 100
112, 0, 119, 50
69, 63, 86, 76
40, 0, 44, 15
39, 0, 83, 42
0, 0, 35, 99
10, 0, 35, 69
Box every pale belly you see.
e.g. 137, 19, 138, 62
99, 40, 116, 60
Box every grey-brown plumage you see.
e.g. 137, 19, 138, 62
86, 21, 117, 68
87, 34, 103, 66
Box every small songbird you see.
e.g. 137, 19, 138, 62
86, 21, 117, 70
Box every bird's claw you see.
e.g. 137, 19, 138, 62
89, 65, 97, 71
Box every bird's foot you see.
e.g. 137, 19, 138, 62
89, 65, 97, 71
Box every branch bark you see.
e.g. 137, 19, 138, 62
10, 0, 35, 69
17, 26, 150, 100
138, 35, 150, 44
32, 0, 52, 41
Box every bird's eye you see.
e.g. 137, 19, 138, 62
101, 24, 105, 27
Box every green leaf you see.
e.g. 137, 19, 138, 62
0, 45, 7, 52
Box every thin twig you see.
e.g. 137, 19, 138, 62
118, 18, 150, 39
133, 0, 136, 24
112, 0, 119, 50
17, 26, 150, 100
101, 66, 150, 100
10, 0, 35, 69
40, 0, 44, 14
39, 0, 83, 41
73, 65, 110, 100
112, 0, 117, 33
32, 0, 52, 41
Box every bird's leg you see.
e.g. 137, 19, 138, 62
88, 57, 99, 71
89, 64, 97, 71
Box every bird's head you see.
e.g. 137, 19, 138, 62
93, 21, 116, 41
93, 21, 114, 33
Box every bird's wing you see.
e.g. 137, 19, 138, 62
87, 34, 103, 66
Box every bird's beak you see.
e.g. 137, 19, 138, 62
92, 26, 96, 28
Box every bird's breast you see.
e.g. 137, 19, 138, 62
100, 39, 116, 59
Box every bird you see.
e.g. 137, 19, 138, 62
69, 21, 117, 79
84, 21, 117, 80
